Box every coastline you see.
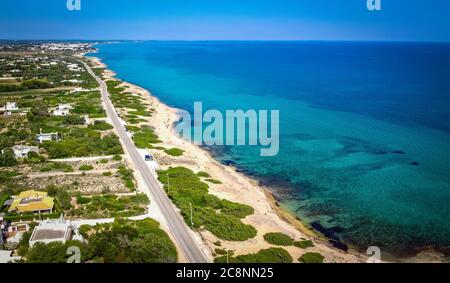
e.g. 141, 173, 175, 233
84, 54, 367, 263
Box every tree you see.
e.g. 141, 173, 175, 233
128, 234, 177, 263
0, 148, 17, 167
63, 115, 85, 125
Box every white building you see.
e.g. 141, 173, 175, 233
36, 132, 60, 143
53, 108, 70, 116
0, 250, 21, 264
11, 145, 39, 159
0, 102, 19, 113
29, 219, 73, 247
6, 102, 18, 111
62, 79, 83, 84
52, 104, 72, 116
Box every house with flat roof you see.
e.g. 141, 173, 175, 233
8, 190, 54, 214
36, 132, 60, 143
11, 145, 39, 159
52, 104, 72, 117
29, 219, 72, 247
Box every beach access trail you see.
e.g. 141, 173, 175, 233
81, 60, 209, 263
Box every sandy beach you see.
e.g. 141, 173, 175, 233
86, 55, 367, 263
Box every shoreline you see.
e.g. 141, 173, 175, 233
84, 54, 367, 263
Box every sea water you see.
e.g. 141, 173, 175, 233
93, 41, 450, 258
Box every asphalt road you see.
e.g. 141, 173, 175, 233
82, 61, 209, 263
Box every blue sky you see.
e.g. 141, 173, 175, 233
1, 0, 449, 41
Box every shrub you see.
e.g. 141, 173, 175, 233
112, 155, 122, 161
164, 148, 184, 157
39, 162, 73, 173
215, 248, 292, 263
76, 195, 91, 205
79, 164, 94, 171
63, 115, 85, 125
102, 171, 112, 176
0, 148, 17, 167
205, 178, 222, 184
293, 240, 315, 249
298, 252, 325, 263
133, 127, 161, 148
263, 232, 294, 246
215, 248, 227, 255
196, 171, 210, 178
88, 121, 113, 131
117, 165, 135, 191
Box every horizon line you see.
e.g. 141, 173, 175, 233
1, 39, 450, 44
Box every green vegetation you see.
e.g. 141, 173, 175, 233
214, 248, 227, 255
0, 78, 52, 92
205, 178, 222, 184
0, 193, 10, 210
24, 151, 46, 164
38, 162, 73, 173
23, 219, 177, 263
298, 252, 325, 263
42, 131, 123, 159
79, 164, 94, 171
196, 171, 210, 178
67, 194, 149, 218
76, 194, 91, 204
164, 148, 184, 157
117, 164, 136, 191
88, 120, 113, 131
0, 148, 17, 167
128, 110, 152, 117
106, 80, 149, 116
214, 247, 292, 263
132, 126, 161, 148
46, 185, 72, 211
157, 166, 256, 241
63, 115, 85, 125
0, 170, 21, 184
112, 155, 122, 161
293, 240, 315, 249
263, 232, 294, 246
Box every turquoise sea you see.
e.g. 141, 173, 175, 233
92, 41, 450, 258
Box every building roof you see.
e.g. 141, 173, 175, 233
0, 250, 21, 263
29, 219, 72, 246
8, 190, 54, 213
12, 145, 39, 152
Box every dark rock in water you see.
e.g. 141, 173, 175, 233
372, 150, 388, 155
223, 160, 236, 166
410, 161, 419, 166
310, 221, 343, 241
329, 240, 348, 252
392, 150, 405, 154
370, 165, 383, 170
